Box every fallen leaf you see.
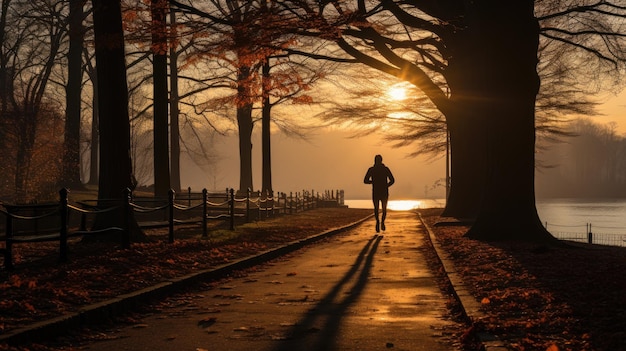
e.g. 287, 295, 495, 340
197, 317, 217, 328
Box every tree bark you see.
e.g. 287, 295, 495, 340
463, 0, 554, 242
169, 8, 181, 192
261, 61, 272, 194
62, 0, 85, 189
237, 65, 254, 193
151, 0, 170, 197
441, 107, 485, 220
92, 0, 144, 240
237, 103, 254, 193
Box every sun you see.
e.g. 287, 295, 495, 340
387, 85, 407, 101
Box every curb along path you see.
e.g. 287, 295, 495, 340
420, 214, 513, 351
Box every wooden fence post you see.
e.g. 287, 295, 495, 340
168, 189, 175, 244
202, 188, 208, 238
59, 188, 69, 262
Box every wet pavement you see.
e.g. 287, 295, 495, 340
76, 211, 462, 351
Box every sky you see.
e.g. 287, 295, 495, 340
596, 90, 626, 134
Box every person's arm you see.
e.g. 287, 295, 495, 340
387, 168, 395, 187
364, 168, 373, 184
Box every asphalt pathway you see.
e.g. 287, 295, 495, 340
76, 211, 462, 351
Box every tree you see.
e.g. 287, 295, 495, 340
151, 0, 171, 197
0, 0, 67, 200
261, 60, 273, 194
169, 8, 181, 192
91, 0, 141, 240
62, 0, 86, 188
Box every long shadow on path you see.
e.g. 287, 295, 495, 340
272, 234, 383, 351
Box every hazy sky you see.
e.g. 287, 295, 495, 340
182, 128, 446, 200
596, 90, 626, 133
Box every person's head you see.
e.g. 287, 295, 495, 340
374, 154, 383, 165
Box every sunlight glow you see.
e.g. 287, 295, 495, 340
387, 86, 407, 101
387, 200, 422, 211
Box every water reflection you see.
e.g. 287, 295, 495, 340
536, 198, 626, 233
345, 199, 445, 211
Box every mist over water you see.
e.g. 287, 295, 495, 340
536, 198, 626, 234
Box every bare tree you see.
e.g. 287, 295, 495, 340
62, 0, 87, 188
150, 0, 171, 197
0, 0, 67, 200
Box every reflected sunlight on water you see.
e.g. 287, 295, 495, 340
345, 199, 445, 211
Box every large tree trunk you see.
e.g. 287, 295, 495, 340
62, 0, 85, 189
237, 65, 254, 193
261, 61, 272, 194
169, 8, 181, 193
151, 0, 170, 197
92, 0, 144, 241
440, 10, 489, 221
441, 103, 485, 219
237, 103, 254, 193
464, 1, 554, 242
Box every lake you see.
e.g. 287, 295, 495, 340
345, 198, 626, 247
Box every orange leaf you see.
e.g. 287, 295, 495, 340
546, 344, 559, 351
23, 302, 36, 312
481, 297, 490, 305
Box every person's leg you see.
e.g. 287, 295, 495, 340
381, 196, 388, 231
372, 196, 380, 232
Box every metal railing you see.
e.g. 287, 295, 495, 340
545, 222, 626, 247
0, 187, 345, 269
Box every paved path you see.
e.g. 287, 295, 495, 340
77, 211, 462, 351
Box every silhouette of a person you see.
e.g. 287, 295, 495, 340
364, 154, 395, 232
